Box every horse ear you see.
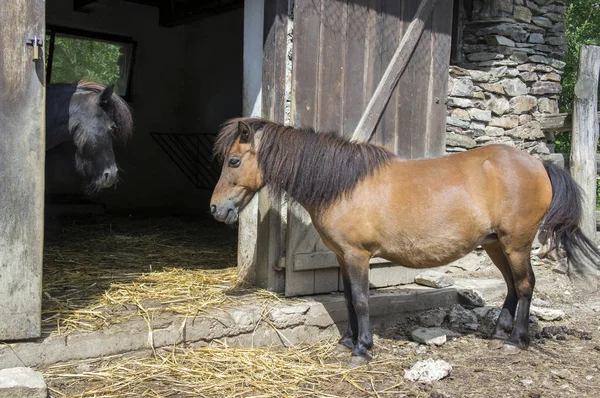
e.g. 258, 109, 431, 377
98, 84, 114, 108
238, 121, 253, 144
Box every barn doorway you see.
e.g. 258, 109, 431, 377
42, 0, 244, 337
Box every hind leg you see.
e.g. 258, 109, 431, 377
483, 241, 519, 342
503, 249, 535, 348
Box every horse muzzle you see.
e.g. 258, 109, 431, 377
210, 203, 239, 224
94, 166, 118, 189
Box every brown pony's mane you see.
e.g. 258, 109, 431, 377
215, 118, 396, 210
76, 79, 133, 142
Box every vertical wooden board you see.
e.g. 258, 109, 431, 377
395, 0, 418, 157
272, 0, 290, 123
256, 0, 289, 293
363, 0, 383, 145
286, 206, 317, 296
312, 0, 348, 293
377, 0, 402, 151
318, 0, 346, 132
291, 0, 321, 127
286, 0, 322, 296
263, 0, 290, 123
408, 14, 433, 158
370, 1, 383, 146
0, 0, 45, 339
342, 0, 370, 136
425, 1, 453, 157
262, 0, 276, 118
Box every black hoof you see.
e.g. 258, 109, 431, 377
351, 345, 372, 361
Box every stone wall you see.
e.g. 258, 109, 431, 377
446, 0, 566, 155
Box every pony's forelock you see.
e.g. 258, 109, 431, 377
76, 80, 134, 143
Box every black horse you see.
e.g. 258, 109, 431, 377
46, 80, 133, 194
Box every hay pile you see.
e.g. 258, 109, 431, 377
42, 216, 267, 335
44, 340, 407, 397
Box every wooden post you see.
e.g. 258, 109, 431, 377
238, 0, 265, 285
570, 45, 600, 240
0, 0, 46, 339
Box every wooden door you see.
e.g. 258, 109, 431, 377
0, 0, 46, 339
285, 0, 453, 296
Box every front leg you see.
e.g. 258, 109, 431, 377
340, 251, 373, 359
339, 262, 357, 350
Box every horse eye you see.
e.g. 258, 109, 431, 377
228, 157, 241, 168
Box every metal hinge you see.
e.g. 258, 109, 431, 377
26, 36, 43, 61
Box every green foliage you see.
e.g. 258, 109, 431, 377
46, 34, 122, 87
558, 2, 600, 208
559, 0, 600, 113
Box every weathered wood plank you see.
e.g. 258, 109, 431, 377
364, 0, 384, 146
342, 0, 370, 137
238, 0, 266, 289
286, 0, 322, 296
312, 0, 347, 294
0, 0, 45, 339
540, 111, 600, 132
379, 0, 402, 151
395, 0, 418, 157
351, 0, 438, 144
407, 9, 432, 158
570, 45, 600, 239
255, 0, 289, 293
425, 0, 452, 157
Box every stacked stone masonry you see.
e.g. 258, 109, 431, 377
446, 0, 566, 155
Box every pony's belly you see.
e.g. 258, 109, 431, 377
372, 238, 481, 269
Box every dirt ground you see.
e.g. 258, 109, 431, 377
37, 215, 600, 397
42, 260, 600, 398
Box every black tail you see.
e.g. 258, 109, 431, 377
541, 162, 600, 275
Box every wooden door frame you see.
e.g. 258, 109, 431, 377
0, 0, 46, 340
237, 0, 264, 286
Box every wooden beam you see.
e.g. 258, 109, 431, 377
570, 45, 600, 239
351, 0, 438, 143
540, 111, 600, 132
159, 0, 244, 27
74, 0, 118, 13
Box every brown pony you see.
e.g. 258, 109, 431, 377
210, 117, 600, 360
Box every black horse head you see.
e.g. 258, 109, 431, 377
46, 80, 133, 195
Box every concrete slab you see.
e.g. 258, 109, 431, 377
453, 278, 507, 302
0, 367, 47, 398
0, 278, 506, 369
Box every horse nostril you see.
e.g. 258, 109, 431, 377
210, 205, 217, 215
104, 171, 110, 180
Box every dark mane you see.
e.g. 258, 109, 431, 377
215, 118, 396, 210
76, 80, 133, 142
